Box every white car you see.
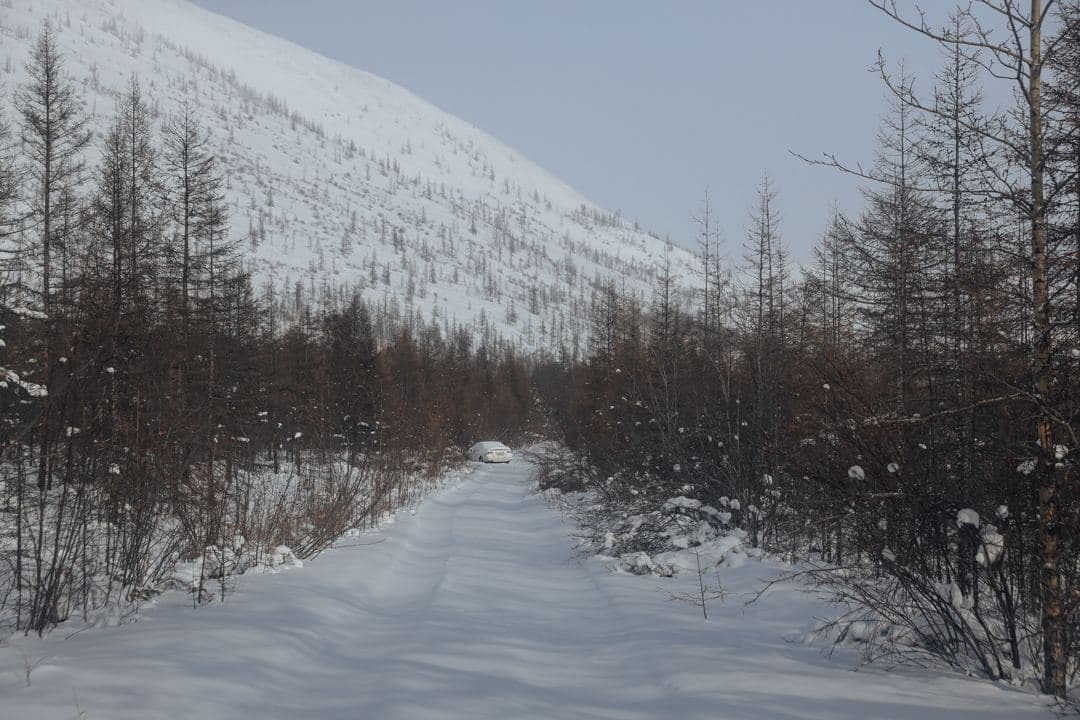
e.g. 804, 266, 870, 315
468, 441, 512, 463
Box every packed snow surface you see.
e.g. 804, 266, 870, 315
0, 460, 1050, 719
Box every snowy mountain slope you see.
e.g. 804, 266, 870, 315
0, 459, 1050, 719
0, 0, 696, 353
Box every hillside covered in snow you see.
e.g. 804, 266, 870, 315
0, 0, 695, 355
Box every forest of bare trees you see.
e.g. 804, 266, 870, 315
0, 23, 535, 636
537, 0, 1079, 702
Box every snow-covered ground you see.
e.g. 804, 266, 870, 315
0, 459, 1052, 719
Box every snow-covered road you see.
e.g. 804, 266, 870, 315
1, 459, 1051, 719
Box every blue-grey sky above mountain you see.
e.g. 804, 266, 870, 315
192, 0, 961, 263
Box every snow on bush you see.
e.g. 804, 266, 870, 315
652, 532, 747, 575
617, 552, 660, 576
589, 493, 750, 578
661, 496, 701, 513
700, 505, 732, 525
956, 508, 980, 527
844, 619, 889, 643
603, 531, 616, 551
270, 545, 303, 568
171, 558, 208, 590
975, 525, 1004, 567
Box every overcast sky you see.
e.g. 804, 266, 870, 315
191, 0, 970, 263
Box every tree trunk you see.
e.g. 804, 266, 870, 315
1029, 0, 1067, 697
